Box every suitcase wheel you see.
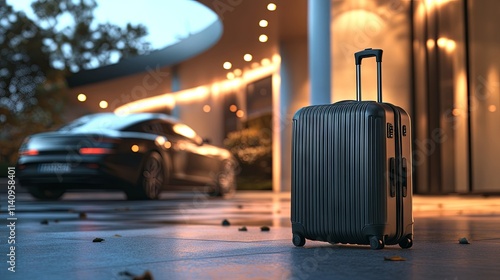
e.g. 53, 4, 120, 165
369, 236, 385, 250
398, 235, 413, 249
292, 233, 306, 247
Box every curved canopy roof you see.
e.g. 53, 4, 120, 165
66, 2, 223, 87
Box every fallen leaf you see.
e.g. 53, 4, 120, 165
114, 234, 122, 237
133, 270, 154, 280
79, 212, 87, 219
54, 219, 59, 223
238, 226, 248, 231
237, 205, 243, 209
40, 220, 49, 225
384, 256, 406, 261
93, 238, 105, 243
222, 219, 231, 226
260, 226, 270, 232
458, 237, 470, 244
118, 271, 134, 277
119, 270, 154, 280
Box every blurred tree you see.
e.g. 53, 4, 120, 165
223, 114, 273, 190
0, 0, 151, 164
31, 0, 150, 72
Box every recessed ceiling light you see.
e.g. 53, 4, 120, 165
259, 20, 268, 27
267, 3, 277, 11
259, 34, 268, 42
99, 100, 108, 109
77, 93, 87, 102
223, 61, 232, 69
243, 54, 253, 61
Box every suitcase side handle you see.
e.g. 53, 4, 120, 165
354, 48, 383, 102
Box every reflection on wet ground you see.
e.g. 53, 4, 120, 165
3, 190, 500, 279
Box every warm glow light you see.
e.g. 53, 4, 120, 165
335, 10, 386, 42
259, 34, 268, 42
436, 37, 456, 53
77, 93, 87, 102
131, 145, 139, 152
114, 53, 281, 114
426, 39, 435, 49
227, 72, 235, 79
426, 0, 451, 8
229, 104, 238, 112
220, 78, 241, 91
446, 40, 456, 52
173, 123, 197, 139
115, 94, 176, 115
155, 136, 166, 146
244, 54, 253, 62
175, 87, 209, 103
267, 3, 277, 11
272, 54, 281, 63
236, 110, 244, 118
99, 100, 108, 109
243, 61, 279, 82
437, 37, 448, 48
164, 141, 172, 149
489, 105, 497, 112
261, 58, 271, 66
223, 61, 232, 69
203, 104, 211, 112
259, 19, 268, 27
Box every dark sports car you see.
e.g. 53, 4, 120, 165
17, 113, 238, 200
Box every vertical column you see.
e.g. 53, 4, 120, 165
171, 65, 180, 118
308, 0, 331, 105
274, 40, 309, 192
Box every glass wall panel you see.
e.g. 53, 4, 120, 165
412, 0, 469, 194
469, 0, 500, 192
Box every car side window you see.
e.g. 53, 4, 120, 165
160, 122, 175, 136
142, 122, 163, 134
123, 121, 163, 134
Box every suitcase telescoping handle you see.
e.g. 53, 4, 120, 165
354, 48, 383, 103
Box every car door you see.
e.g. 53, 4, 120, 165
161, 121, 220, 183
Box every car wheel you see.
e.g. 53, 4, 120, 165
27, 186, 65, 200
210, 160, 237, 197
128, 151, 165, 200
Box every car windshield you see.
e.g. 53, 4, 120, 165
58, 114, 128, 132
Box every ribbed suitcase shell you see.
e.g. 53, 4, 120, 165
291, 48, 413, 249
291, 101, 413, 249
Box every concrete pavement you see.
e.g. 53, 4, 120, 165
1, 189, 500, 279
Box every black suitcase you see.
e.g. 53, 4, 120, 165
291, 48, 413, 250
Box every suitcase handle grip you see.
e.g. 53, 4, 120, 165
354, 48, 383, 102
354, 48, 383, 65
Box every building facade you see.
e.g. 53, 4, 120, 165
67, 0, 500, 194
